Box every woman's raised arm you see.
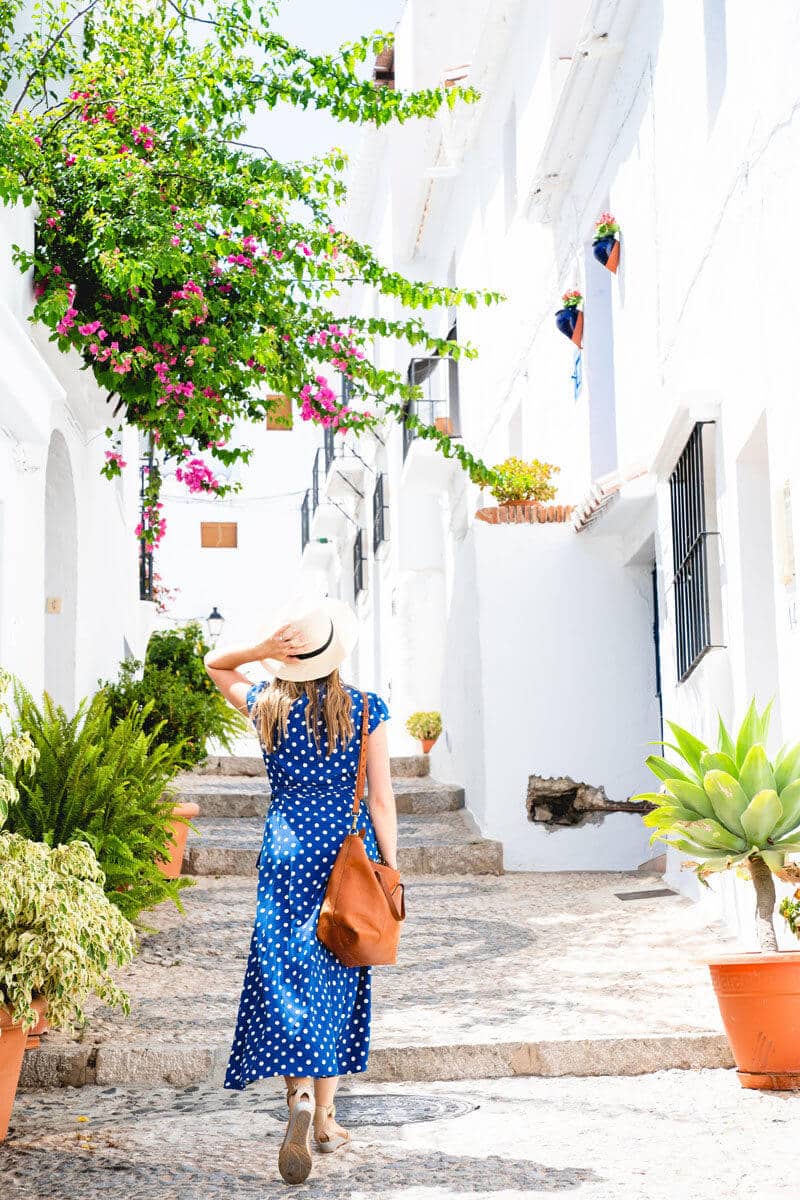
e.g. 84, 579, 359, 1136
204, 624, 308, 714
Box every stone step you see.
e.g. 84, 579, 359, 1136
173, 774, 465, 819
182, 810, 503, 876
195, 752, 430, 778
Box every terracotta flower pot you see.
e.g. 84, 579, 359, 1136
708, 952, 800, 1089
157, 801, 200, 880
25, 1010, 49, 1051
1, 997, 47, 1141
420, 737, 438, 754
592, 234, 620, 273
434, 417, 453, 436
555, 307, 583, 348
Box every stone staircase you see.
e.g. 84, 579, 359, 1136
178, 754, 503, 876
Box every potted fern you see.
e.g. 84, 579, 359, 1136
635, 699, 800, 1089
0, 671, 136, 1139
406, 711, 442, 755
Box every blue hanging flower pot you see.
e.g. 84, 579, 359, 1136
592, 212, 621, 274
555, 294, 583, 348
592, 234, 620, 273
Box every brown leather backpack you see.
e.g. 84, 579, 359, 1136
317, 692, 405, 967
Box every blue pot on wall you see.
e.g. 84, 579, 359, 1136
592, 234, 620, 273
555, 306, 583, 348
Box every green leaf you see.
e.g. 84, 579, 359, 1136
699, 750, 739, 777
735, 698, 762, 767
738, 745, 776, 800
666, 721, 708, 777
676, 819, 746, 853
644, 754, 697, 786
664, 778, 716, 819
770, 779, 800, 841
702, 771, 748, 836
775, 742, 800, 792
759, 698, 775, 744
739, 788, 782, 846
718, 714, 736, 761
758, 850, 787, 874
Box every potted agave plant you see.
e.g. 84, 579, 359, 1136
592, 211, 621, 273
555, 290, 583, 347
635, 699, 800, 1089
406, 711, 443, 755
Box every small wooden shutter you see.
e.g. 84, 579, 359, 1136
200, 521, 238, 548
266, 393, 293, 431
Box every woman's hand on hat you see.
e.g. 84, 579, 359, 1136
261, 623, 308, 664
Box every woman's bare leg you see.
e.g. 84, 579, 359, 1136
313, 1075, 349, 1143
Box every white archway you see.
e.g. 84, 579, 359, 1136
44, 430, 78, 711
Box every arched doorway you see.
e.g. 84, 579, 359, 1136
44, 431, 78, 711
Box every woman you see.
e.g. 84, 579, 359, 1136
204, 598, 397, 1186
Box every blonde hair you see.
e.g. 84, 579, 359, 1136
255, 669, 354, 756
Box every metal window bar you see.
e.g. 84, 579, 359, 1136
300, 489, 310, 553
373, 472, 388, 553
669, 423, 714, 681
402, 352, 461, 461
138, 462, 153, 601
353, 528, 365, 596
324, 426, 335, 473
311, 449, 321, 514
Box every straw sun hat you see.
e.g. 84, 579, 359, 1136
261, 597, 359, 682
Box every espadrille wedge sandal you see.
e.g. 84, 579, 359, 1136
313, 1102, 351, 1154
279, 1082, 313, 1184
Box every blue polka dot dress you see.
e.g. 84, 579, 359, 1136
224, 682, 390, 1089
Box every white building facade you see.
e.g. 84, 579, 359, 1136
294, 0, 800, 906
0, 200, 154, 709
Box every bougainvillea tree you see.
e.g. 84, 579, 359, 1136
0, 0, 501, 545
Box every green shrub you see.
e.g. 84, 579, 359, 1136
489, 457, 560, 505
405, 711, 443, 741
101, 623, 246, 767
2, 682, 192, 923
0, 832, 136, 1033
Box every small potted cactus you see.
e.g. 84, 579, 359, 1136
635, 699, 800, 1090
554, 290, 583, 347
592, 212, 621, 273
405, 711, 442, 755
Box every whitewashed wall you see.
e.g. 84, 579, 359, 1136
305, 0, 800, 897
0, 200, 153, 710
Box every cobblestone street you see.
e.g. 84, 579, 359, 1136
2, 1071, 796, 1199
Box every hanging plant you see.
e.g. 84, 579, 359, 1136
0, 0, 504, 543
592, 212, 621, 273
555, 290, 584, 348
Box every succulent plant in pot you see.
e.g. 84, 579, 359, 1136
405, 711, 443, 754
635, 698, 800, 1089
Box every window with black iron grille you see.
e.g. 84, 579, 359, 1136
353, 528, 365, 597
402, 322, 461, 460
300, 490, 310, 553
138, 461, 153, 601
311, 448, 321, 514
669, 422, 720, 681
373, 473, 388, 553
324, 426, 335, 473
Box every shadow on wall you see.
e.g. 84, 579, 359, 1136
437, 531, 488, 827
44, 430, 77, 714
703, 0, 728, 133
